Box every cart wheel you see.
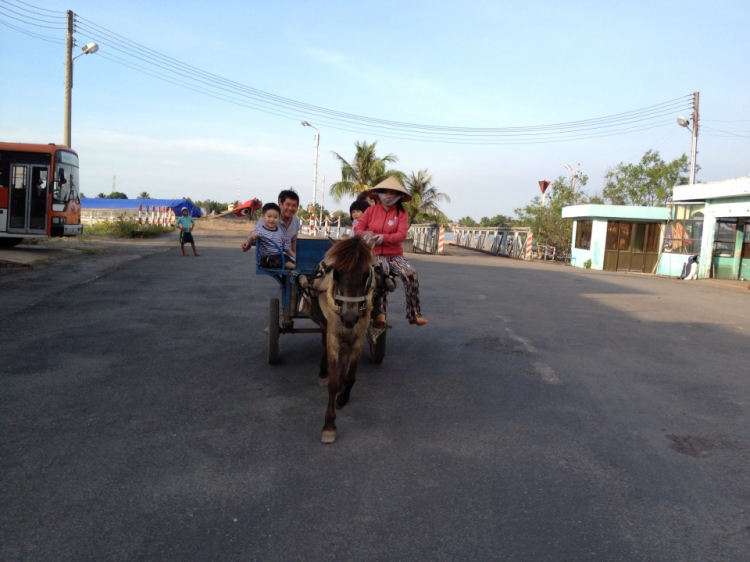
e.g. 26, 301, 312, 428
369, 329, 386, 364
268, 298, 280, 364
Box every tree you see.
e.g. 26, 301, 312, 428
479, 214, 513, 227
97, 193, 106, 198
106, 192, 128, 199
403, 169, 451, 224
194, 199, 229, 214
457, 216, 478, 227
138, 191, 151, 199
515, 173, 590, 254
329, 140, 401, 201
603, 150, 690, 207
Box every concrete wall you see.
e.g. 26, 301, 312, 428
570, 219, 607, 270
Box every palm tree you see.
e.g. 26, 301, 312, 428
404, 170, 451, 223
329, 140, 402, 201
138, 191, 151, 199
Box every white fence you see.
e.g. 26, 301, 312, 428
451, 226, 532, 259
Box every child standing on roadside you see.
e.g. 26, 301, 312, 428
242, 203, 295, 269
175, 207, 200, 257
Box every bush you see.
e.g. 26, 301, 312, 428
83, 216, 173, 239
583, 259, 592, 269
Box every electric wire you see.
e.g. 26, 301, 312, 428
1, 4, 696, 145
72, 15, 694, 139
0, 17, 64, 43
2, 0, 65, 16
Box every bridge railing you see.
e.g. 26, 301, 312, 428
451, 226, 532, 259
407, 223, 440, 254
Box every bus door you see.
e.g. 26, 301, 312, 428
8, 163, 48, 234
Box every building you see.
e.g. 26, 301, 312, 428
658, 175, 750, 280
562, 205, 669, 273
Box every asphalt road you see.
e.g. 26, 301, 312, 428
2, 230, 749, 562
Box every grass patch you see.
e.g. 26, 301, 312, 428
83, 216, 173, 239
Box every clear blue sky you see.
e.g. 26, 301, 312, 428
2, 0, 749, 220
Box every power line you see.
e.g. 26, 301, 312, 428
2, 6, 695, 145
0, 17, 64, 43
2, 0, 65, 16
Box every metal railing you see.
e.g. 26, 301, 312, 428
451, 226, 532, 259
407, 223, 440, 254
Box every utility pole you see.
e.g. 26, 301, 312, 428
63, 10, 73, 147
236, 178, 241, 204
111, 175, 116, 194
689, 92, 699, 185
320, 175, 325, 226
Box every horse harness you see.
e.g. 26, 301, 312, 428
298, 260, 375, 317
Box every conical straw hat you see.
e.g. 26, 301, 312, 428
368, 176, 411, 202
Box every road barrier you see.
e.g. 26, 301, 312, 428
438, 226, 446, 255
408, 223, 440, 254
451, 226, 532, 260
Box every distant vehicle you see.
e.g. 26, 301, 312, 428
0, 142, 83, 248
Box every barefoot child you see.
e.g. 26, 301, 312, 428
175, 207, 200, 256
242, 203, 295, 269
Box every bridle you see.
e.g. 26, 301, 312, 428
328, 266, 374, 316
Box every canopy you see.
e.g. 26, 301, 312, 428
80, 198, 203, 217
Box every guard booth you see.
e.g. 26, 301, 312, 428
563, 205, 669, 272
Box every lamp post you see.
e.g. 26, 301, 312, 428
64, 10, 98, 147
564, 163, 581, 191
300, 120, 319, 218
677, 92, 700, 185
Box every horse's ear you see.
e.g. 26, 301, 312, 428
327, 236, 338, 245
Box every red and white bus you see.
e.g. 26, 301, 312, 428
0, 142, 83, 248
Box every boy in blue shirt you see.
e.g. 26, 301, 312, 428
175, 207, 200, 257
242, 203, 295, 269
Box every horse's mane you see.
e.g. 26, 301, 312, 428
325, 236, 373, 276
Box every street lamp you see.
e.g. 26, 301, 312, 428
564, 163, 580, 190
677, 92, 700, 185
300, 120, 319, 222
64, 10, 99, 147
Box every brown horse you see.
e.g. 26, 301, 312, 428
305, 236, 375, 444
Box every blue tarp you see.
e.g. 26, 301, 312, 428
80, 198, 203, 217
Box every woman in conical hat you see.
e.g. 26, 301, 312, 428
354, 176, 428, 327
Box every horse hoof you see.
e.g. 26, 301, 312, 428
335, 394, 349, 409
318, 376, 329, 387
321, 430, 336, 444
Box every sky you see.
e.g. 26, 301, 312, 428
2, 0, 750, 220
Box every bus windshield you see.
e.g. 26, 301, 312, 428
53, 150, 80, 202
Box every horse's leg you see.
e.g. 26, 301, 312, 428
317, 331, 329, 386
321, 331, 341, 444
336, 337, 366, 409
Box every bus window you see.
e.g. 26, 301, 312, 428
53, 164, 79, 202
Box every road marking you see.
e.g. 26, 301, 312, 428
533, 362, 561, 384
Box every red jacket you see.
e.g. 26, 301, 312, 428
354, 204, 409, 257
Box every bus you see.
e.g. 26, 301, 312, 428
0, 142, 83, 248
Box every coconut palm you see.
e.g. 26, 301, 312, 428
404, 170, 451, 223
329, 140, 402, 202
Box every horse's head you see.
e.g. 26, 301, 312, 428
324, 237, 375, 329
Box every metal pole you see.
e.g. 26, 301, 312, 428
689, 92, 699, 185
319, 175, 325, 227
63, 10, 73, 147
313, 132, 319, 214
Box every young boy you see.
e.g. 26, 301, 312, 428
242, 202, 295, 269
175, 207, 200, 256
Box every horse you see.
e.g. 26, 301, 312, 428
301, 236, 376, 444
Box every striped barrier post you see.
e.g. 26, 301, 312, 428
525, 233, 533, 260
138, 203, 143, 225
438, 226, 445, 255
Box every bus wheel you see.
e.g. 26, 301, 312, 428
0, 238, 23, 248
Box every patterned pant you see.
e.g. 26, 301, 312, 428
375, 255, 422, 321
